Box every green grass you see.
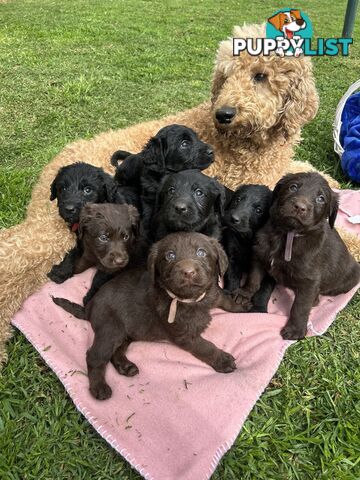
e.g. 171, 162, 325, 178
0, 0, 359, 478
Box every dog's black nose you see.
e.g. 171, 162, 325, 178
65, 204, 76, 213
231, 214, 240, 224
206, 147, 214, 157
296, 18, 305, 26
215, 106, 236, 124
174, 202, 188, 214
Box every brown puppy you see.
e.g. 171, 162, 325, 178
53, 232, 251, 400
75, 203, 140, 304
235, 172, 360, 340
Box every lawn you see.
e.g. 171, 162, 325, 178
0, 0, 359, 478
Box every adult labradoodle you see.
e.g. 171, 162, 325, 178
0, 24, 358, 363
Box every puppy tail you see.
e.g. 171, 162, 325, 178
110, 150, 132, 167
52, 296, 87, 320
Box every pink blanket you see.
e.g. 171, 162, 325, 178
11, 190, 360, 480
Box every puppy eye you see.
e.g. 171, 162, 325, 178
99, 234, 109, 242
253, 73, 267, 83
284, 18, 290, 23
235, 197, 241, 204
196, 248, 206, 257
168, 187, 175, 194
255, 207, 263, 214
165, 250, 176, 261
195, 189, 203, 197
180, 140, 190, 149
60, 186, 67, 192
123, 233, 129, 241
289, 184, 298, 192
83, 186, 92, 195
316, 194, 325, 204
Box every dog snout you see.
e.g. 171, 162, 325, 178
113, 256, 126, 266
65, 204, 76, 213
296, 18, 305, 26
231, 213, 240, 224
206, 147, 214, 158
215, 106, 236, 124
176, 260, 197, 280
292, 198, 309, 214
174, 201, 188, 214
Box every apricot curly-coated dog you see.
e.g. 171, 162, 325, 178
0, 23, 359, 363
53, 232, 251, 400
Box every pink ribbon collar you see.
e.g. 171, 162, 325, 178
284, 231, 303, 262
165, 289, 206, 324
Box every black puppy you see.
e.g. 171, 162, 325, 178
152, 169, 225, 241
222, 185, 274, 312
111, 124, 214, 233
48, 162, 137, 283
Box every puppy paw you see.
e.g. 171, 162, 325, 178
90, 382, 112, 400
113, 360, 139, 377
232, 288, 252, 304
281, 324, 307, 340
212, 351, 236, 373
47, 266, 69, 284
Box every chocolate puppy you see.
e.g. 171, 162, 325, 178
75, 203, 140, 304
222, 184, 275, 312
152, 170, 226, 241
53, 232, 251, 400
235, 172, 360, 340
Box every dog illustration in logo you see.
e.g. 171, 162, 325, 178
268, 9, 306, 57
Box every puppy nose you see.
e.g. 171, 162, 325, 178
215, 106, 236, 124
206, 147, 214, 157
231, 214, 240, 224
296, 19, 304, 26
113, 256, 125, 265
65, 204, 76, 213
181, 266, 196, 278
293, 200, 307, 213
174, 202, 188, 214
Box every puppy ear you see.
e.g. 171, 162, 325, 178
154, 175, 168, 213
272, 174, 294, 202
329, 191, 339, 228
50, 173, 60, 201
290, 9, 301, 19
214, 183, 227, 217
147, 243, 159, 285
142, 137, 166, 172
102, 174, 121, 203
277, 59, 319, 139
209, 238, 228, 277
127, 205, 140, 236
268, 12, 283, 31
78, 204, 93, 239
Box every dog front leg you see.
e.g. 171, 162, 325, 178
47, 245, 83, 283
281, 285, 319, 340
83, 270, 115, 305
173, 336, 236, 373
215, 287, 252, 312
233, 259, 266, 304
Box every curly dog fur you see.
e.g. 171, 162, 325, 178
0, 24, 359, 363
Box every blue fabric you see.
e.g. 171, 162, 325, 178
339, 91, 360, 183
